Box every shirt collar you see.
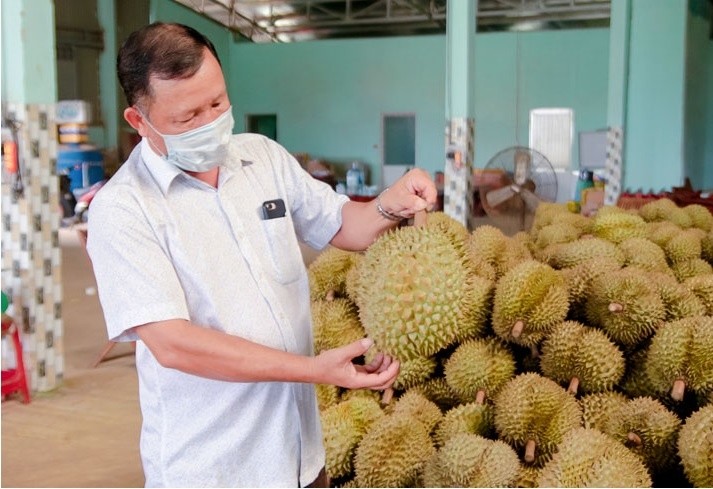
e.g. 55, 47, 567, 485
140, 138, 239, 195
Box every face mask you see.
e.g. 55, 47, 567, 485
141, 107, 234, 172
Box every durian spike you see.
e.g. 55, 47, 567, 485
608, 302, 624, 313
567, 376, 579, 395
475, 390, 486, 405
413, 209, 428, 227
671, 378, 686, 401
524, 439, 537, 463
626, 432, 642, 447
511, 320, 525, 338
325, 289, 336, 301
381, 387, 394, 405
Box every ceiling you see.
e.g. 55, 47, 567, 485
171, 0, 611, 43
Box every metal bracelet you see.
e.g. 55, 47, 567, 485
376, 188, 403, 221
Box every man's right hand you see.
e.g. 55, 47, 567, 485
312, 338, 400, 391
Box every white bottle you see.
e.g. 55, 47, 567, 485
346, 162, 363, 196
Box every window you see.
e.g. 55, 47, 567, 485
382, 113, 416, 187
529, 108, 574, 170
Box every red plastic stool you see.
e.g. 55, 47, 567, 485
2, 314, 31, 403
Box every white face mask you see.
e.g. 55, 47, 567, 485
141, 107, 234, 172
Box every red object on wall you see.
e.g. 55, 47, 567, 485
2, 315, 31, 404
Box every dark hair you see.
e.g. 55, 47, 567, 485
117, 22, 221, 108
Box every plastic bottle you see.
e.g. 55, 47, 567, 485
346, 161, 364, 196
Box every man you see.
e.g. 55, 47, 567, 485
88, 22, 436, 487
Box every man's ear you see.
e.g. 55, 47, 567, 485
124, 107, 148, 137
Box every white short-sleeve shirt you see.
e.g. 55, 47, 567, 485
87, 134, 349, 487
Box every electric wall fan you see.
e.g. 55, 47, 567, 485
478, 146, 558, 232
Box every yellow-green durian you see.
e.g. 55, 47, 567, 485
672, 258, 713, 282
542, 237, 625, 269
685, 204, 713, 232
580, 391, 629, 431
392, 356, 437, 391
492, 260, 570, 347
621, 347, 664, 401
387, 391, 442, 434
308, 247, 360, 301
422, 433, 521, 488
648, 271, 706, 321
533, 223, 582, 251
311, 298, 364, 354
640, 198, 679, 222
593, 211, 648, 244
316, 383, 341, 412
468, 225, 532, 280
602, 396, 682, 473
340, 388, 381, 404
665, 229, 703, 264
343, 253, 363, 304
647, 220, 683, 248
540, 320, 625, 394
494, 373, 583, 466
537, 428, 652, 487
354, 414, 436, 487
702, 230, 713, 264
618, 237, 671, 274
444, 337, 516, 403
454, 274, 494, 342
685, 274, 713, 315
355, 225, 476, 361
434, 401, 494, 447
515, 466, 543, 488
646, 316, 713, 401
321, 397, 384, 479
585, 268, 665, 347
409, 377, 460, 411
678, 405, 713, 488
424, 211, 470, 250
559, 257, 622, 315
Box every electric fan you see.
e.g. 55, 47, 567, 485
478, 146, 558, 232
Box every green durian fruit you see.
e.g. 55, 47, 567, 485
409, 377, 460, 411
540, 320, 625, 394
678, 405, 713, 488
537, 428, 652, 487
646, 316, 713, 402
621, 347, 662, 400
532, 203, 590, 236
533, 223, 582, 251
542, 237, 625, 269
672, 258, 713, 282
492, 260, 570, 347
585, 268, 665, 347
648, 271, 706, 321
702, 230, 713, 264
311, 298, 364, 354
444, 338, 516, 404
618, 237, 671, 274
343, 253, 363, 304
434, 401, 494, 447
340, 388, 381, 404
425, 211, 470, 251
316, 383, 341, 412
686, 204, 713, 232
468, 225, 532, 281
515, 466, 542, 488
354, 414, 436, 487
593, 211, 648, 244
647, 220, 683, 248
355, 225, 477, 361
512, 231, 534, 252
321, 397, 384, 479
665, 230, 703, 264
580, 391, 629, 431
387, 391, 442, 434
559, 257, 622, 317
454, 274, 494, 342
422, 433, 521, 488
640, 198, 679, 222
602, 396, 682, 474
392, 356, 437, 391
667, 207, 695, 229
494, 373, 583, 466
685, 274, 713, 315
308, 247, 360, 301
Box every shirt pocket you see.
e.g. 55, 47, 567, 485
259, 216, 304, 284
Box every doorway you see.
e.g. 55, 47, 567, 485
382, 113, 416, 188
246, 114, 277, 141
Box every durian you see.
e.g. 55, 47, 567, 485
409, 377, 460, 411
665, 229, 702, 264
540, 320, 625, 394
316, 383, 341, 412
468, 225, 532, 281
387, 391, 442, 434
685, 274, 713, 315
648, 271, 706, 321
537, 428, 652, 487
542, 237, 625, 269
392, 356, 437, 391
492, 260, 570, 347
678, 404, 713, 488
580, 391, 629, 431
533, 223, 581, 251
434, 401, 494, 447
311, 298, 364, 354
444, 337, 516, 403
592, 211, 648, 244
424, 211, 470, 250
558, 257, 621, 319
647, 220, 683, 248
671, 258, 713, 282
618, 237, 671, 274
494, 373, 582, 466
685, 204, 713, 232
702, 230, 713, 264
308, 247, 360, 301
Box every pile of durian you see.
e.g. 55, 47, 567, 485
308, 198, 713, 488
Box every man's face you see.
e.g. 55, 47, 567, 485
132, 48, 230, 156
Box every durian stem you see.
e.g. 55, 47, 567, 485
413, 210, 428, 227
530, 345, 540, 359
511, 321, 525, 338
567, 377, 579, 395
671, 378, 686, 401
626, 432, 642, 447
475, 390, 486, 405
524, 439, 537, 463
381, 387, 394, 405
608, 302, 624, 313
325, 289, 336, 302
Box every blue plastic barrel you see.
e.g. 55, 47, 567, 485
56, 143, 104, 192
